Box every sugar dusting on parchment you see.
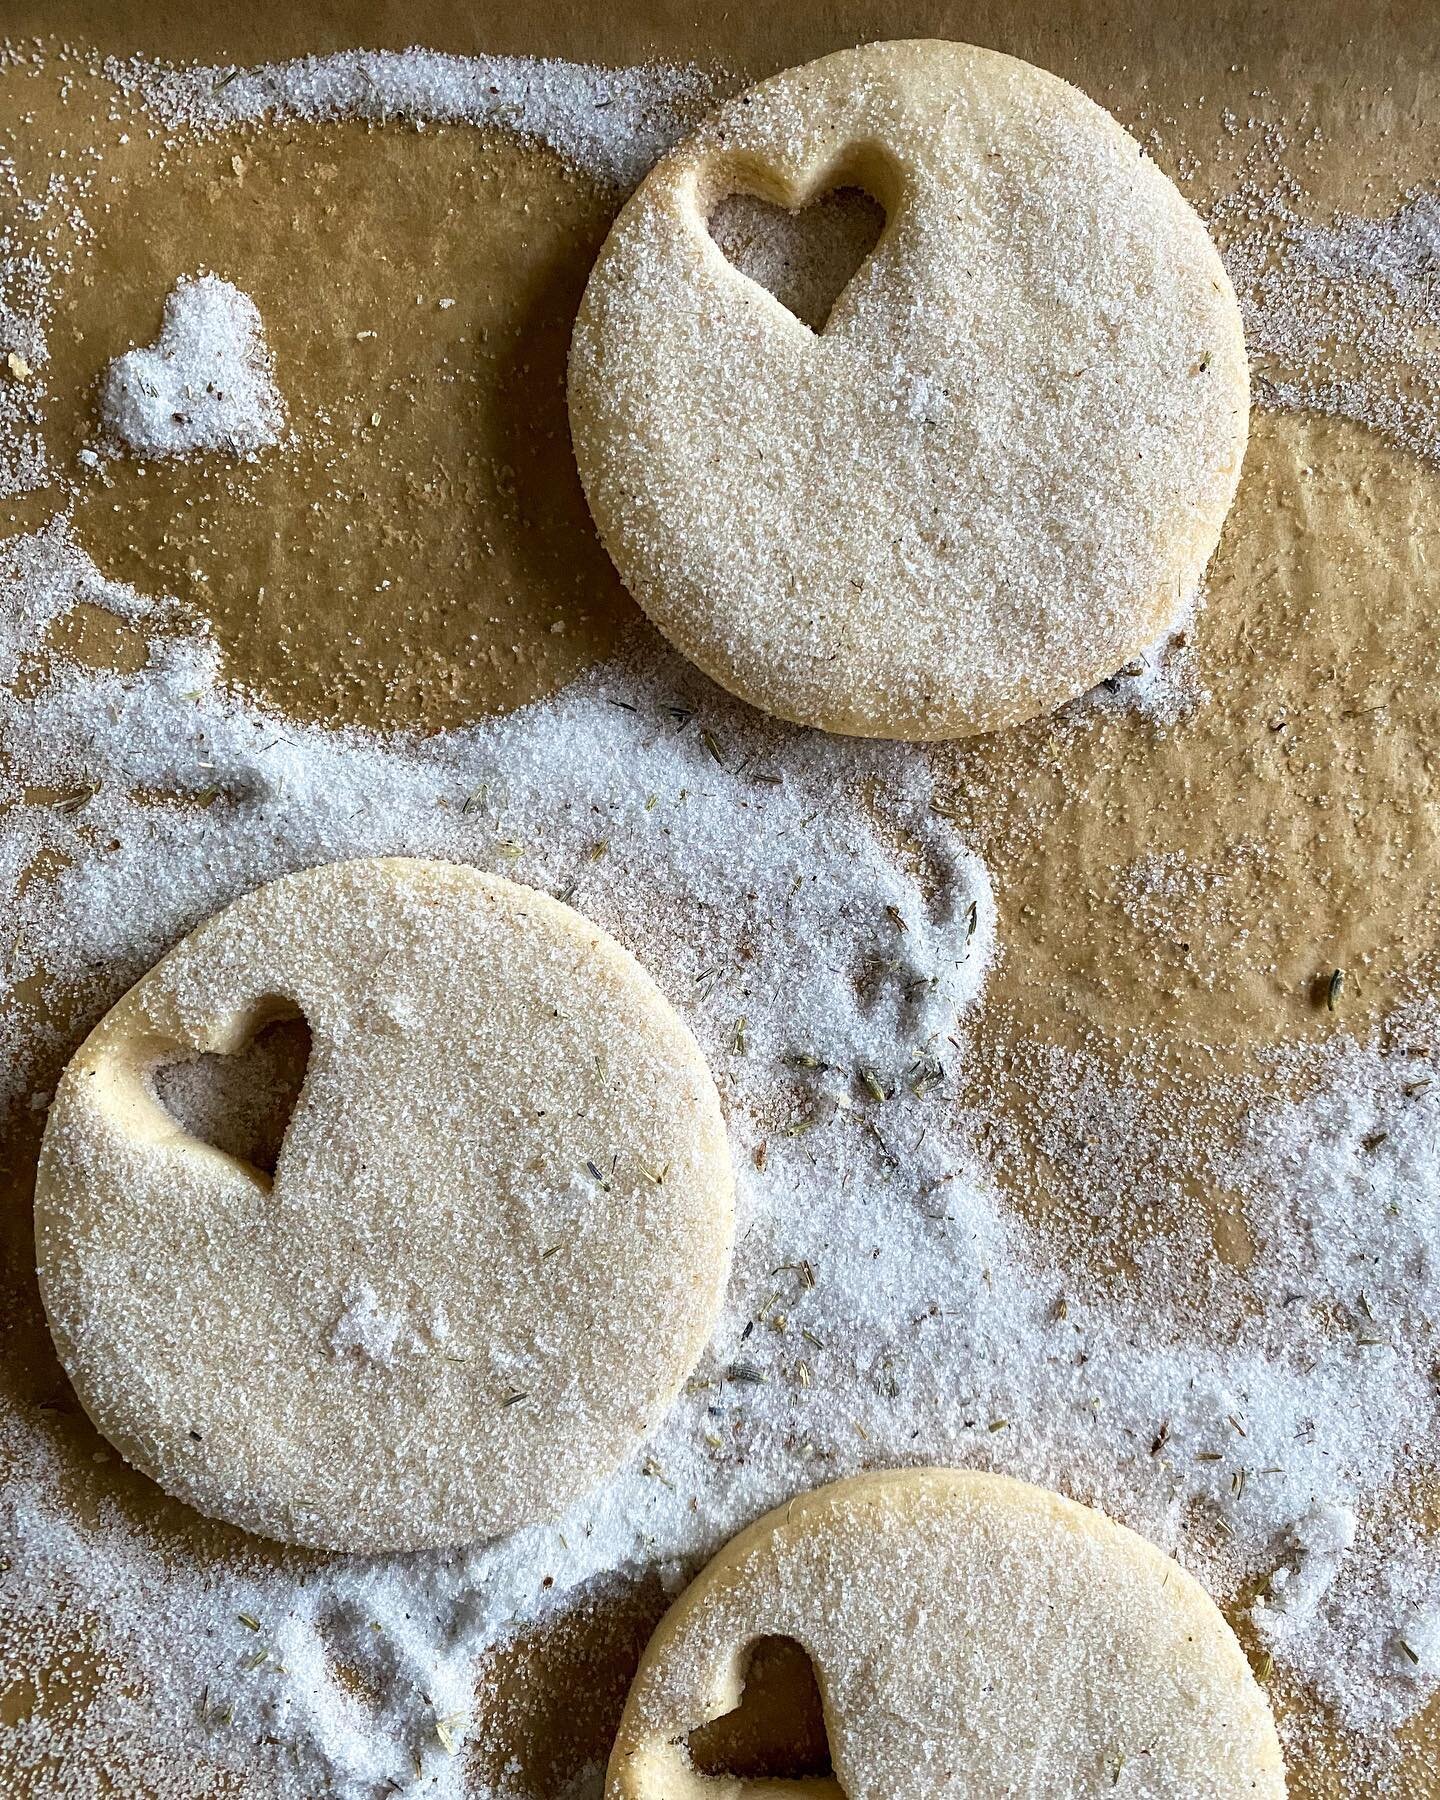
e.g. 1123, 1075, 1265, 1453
1219, 161, 1440, 467
0, 40, 1439, 1800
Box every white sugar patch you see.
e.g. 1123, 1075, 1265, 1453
1, 519, 996, 1110
1071, 589, 1209, 726
1219, 179, 1440, 465
328, 1281, 448, 1368
99, 274, 283, 460
0, 278, 50, 499
110, 48, 723, 189
0, 514, 154, 689
1257, 1502, 1358, 1630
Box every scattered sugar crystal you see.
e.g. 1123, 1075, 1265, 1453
329, 1281, 419, 1368
1257, 1503, 1359, 1627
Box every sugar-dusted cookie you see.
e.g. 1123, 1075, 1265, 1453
570, 40, 1248, 740
35, 858, 733, 1552
607, 1469, 1285, 1797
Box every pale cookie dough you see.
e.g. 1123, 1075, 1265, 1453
607, 1469, 1286, 1798
569, 39, 1249, 740
34, 858, 734, 1552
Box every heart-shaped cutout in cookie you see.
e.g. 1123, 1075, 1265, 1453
685, 1634, 846, 1796
708, 186, 886, 334
150, 1001, 312, 1181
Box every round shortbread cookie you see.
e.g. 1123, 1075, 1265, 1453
569, 39, 1249, 740
607, 1469, 1285, 1798
34, 858, 734, 1552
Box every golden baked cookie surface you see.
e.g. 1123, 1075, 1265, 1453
570, 39, 1249, 740
34, 857, 735, 1552
607, 1469, 1286, 1798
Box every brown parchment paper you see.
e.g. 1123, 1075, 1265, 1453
3, 1, 1440, 1795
